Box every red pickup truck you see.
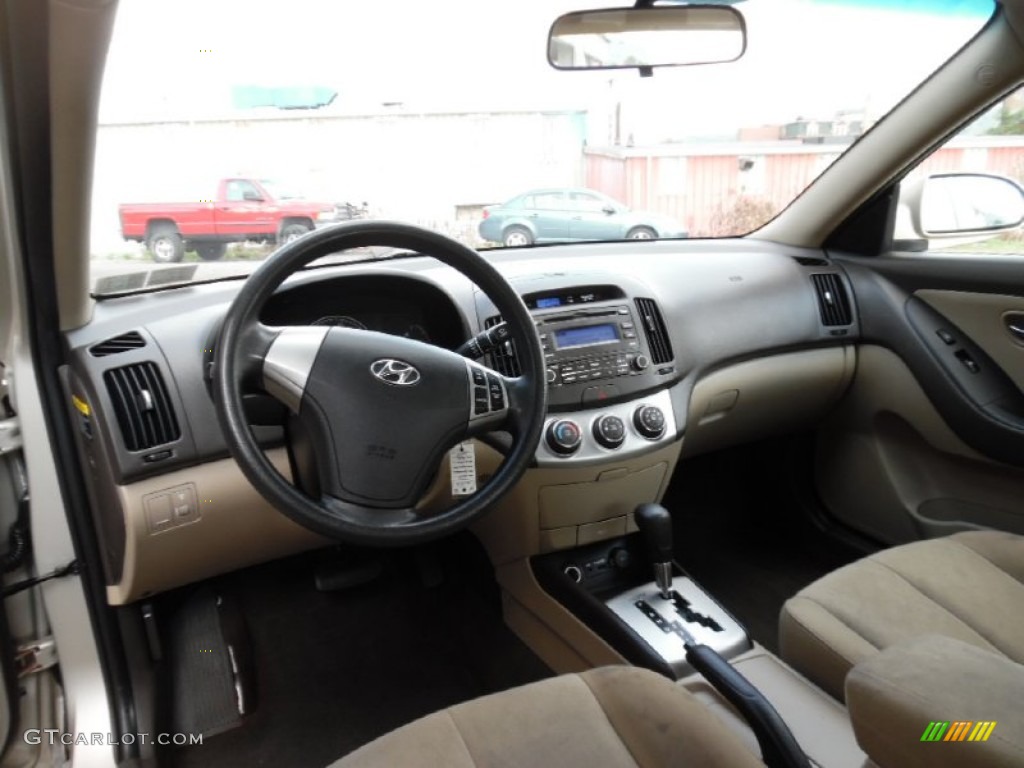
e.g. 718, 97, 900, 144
118, 178, 337, 262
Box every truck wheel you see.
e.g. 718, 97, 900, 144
278, 222, 313, 245
146, 226, 185, 263
194, 242, 227, 261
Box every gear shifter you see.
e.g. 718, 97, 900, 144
633, 503, 674, 599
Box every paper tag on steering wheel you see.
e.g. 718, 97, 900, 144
449, 441, 477, 496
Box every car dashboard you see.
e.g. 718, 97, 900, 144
65, 239, 859, 604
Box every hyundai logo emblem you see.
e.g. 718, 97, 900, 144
370, 359, 421, 387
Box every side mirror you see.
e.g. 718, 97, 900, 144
243, 190, 264, 202
548, 5, 746, 72
901, 173, 1024, 239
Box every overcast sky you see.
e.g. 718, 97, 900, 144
99, 0, 993, 138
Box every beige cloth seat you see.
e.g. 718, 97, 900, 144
331, 666, 765, 767
779, 530, 1024, 701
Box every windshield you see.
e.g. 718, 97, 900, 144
258, 180, 303, 201
90, 0, 994, 294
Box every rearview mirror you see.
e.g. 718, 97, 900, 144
901, 173, 1024, 239
548, 5, 746, 72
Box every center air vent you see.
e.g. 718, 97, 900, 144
103, 362, 180, 451
634, 298, 674, 365
811, 273, 853, 327
485, 316, 521, 376
89, 331, 146, 357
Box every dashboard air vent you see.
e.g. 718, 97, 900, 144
103, 362, 180, 451
89, 331, 146, 357
634, 298, 674, 365
811, 273, 852, 326
485, 315, 521, 376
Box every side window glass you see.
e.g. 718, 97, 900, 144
533, 193, 565, 210
897, 88, 1024, 255
570, 193, 607, 213
225, 181, 245, 202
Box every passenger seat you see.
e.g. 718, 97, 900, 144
778, 530, 1024, 701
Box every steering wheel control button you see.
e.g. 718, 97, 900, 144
634, 405, 666, 439
546, 419, 583, 455
471, 367, 487, 386
473, 386, 490, 415
593, 414, 626, 449
486, 373, 506, 410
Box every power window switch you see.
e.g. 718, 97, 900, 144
955, 349, 980, 374
936, 329, 956, 345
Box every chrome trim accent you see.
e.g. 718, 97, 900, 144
262, 327, 330, 413
370, 358, 421, 386
606, 576, 750, 677
535, 387, 676, 467
653, 562, 673, 600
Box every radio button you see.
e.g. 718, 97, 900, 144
632, 354, 650, 371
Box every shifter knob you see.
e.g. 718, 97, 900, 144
634, 503, 674, 599
634, 503, 673, 563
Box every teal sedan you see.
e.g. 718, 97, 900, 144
478, 188, 688, 247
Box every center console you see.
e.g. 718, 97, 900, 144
480, 280, 680, 468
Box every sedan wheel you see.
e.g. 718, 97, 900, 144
627, 227, 656, 240
503, 228, 532, 247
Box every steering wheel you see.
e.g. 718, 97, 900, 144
212, 221, 547, 546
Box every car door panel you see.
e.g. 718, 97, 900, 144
816, 253, 1024, 545
916, 290, 1024, 389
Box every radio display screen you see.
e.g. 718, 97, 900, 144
554, 323, 619, 349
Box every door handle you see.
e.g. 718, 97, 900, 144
1006, 313, 1024, 344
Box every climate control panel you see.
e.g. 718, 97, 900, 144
536, 388, 676, 467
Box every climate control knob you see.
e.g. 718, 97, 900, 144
546, 419, 583, 455
593, 414, 626, 449
632, 354, 650, 371
633, 405, 666, 439
546, 367, 558, 385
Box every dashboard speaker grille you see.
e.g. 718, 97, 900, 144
485, 315, 521, 376
89, 331, 146, 357
634, 298, 674, 365
103, 362, 180, 451
811, 273, 853, 326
